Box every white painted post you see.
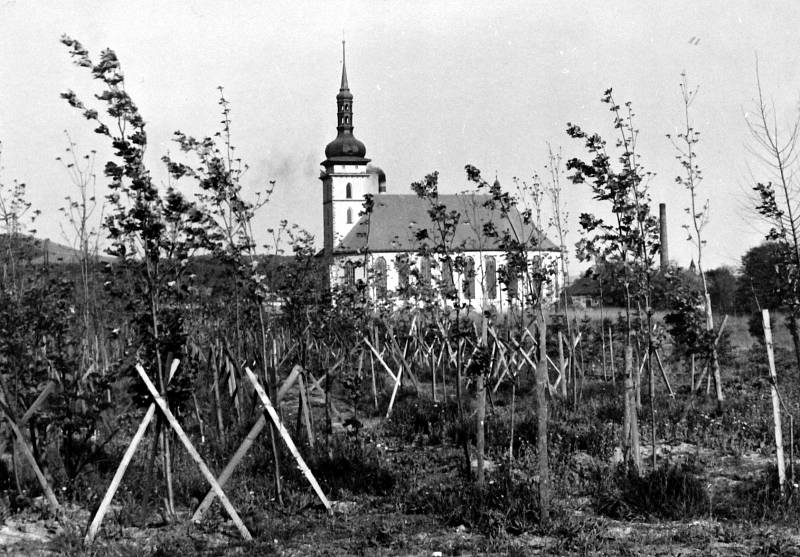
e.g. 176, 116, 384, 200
763, 309, 786, 495
85, 404, 155, 544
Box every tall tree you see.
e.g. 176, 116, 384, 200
61, 36, 211, 516
667, 72, 723, 403
746, 62, 800, 374
466, 165, 554, 522
706, 267, 738, 315
567, 89, 661, 472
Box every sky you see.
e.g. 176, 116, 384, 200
2, 1, 800, 274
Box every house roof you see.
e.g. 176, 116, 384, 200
335, 193, 559, 254
566, 275, 601, 296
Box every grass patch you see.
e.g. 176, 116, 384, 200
594, 462, 710, 520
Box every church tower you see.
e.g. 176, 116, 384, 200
320, 42, 377, 259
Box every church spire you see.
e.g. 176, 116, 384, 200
336, 40, 353, 132
324, 40, 367, 163
340, 40, 350, 92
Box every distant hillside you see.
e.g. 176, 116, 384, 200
0, 234, 110, 265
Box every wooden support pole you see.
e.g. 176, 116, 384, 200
653, 350, 675, 398
86, 359, 181, 544
0, 405, 60, 515
370, 352, 378, 410
298, 374, 315, 447
192, 414, 267, 522
136, 364, 252, 541
763, 309, 786, 495
608, 327, 616, 385
244, 368, 332, 514
193, 363, 314, 522
212, 349, 224, 437
558, 331, 567, 398
277, 364, 304, 402
363, 337, 397, 383
386, 366, 403, 419
20, 381, 57, 425
85, 405, 155, 544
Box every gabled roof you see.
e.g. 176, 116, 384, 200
566, 275, 601, 297
335, 194, 559, 255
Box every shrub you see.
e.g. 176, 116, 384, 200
594, 462, 709, 520
403, 466, 541, 537
383, 395, 458, 445
720, 464, 800, 522
305, 436, 395, 498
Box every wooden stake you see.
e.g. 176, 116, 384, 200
558, 331, 567, 398
386, 366, 403, 419
212, 349, 224, 437
763, 309, 786, 495
370, 352, 378, 410
653, 349, 675, 398
194, 364, 313, 522
608, 327, 616, 385
135, 364, 252, 540
192, 414, 267, 522
298, 374, 315, 447
85, 404, 155, 544
0, 405, 60, 514
20, 381, 56, 425
363, 337, 398, 383
244, 368, 332, 514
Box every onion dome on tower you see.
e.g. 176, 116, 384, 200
324, 41, 369, 165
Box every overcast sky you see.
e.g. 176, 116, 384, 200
2, 1, 799, 272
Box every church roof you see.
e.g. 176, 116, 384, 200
335, 194, 560, 255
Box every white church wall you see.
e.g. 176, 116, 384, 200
331, 249, 563, 310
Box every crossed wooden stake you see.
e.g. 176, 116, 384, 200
0, 380, 60, 515
84, 360, 331, 545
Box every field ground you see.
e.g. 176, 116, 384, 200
3, 310, 800, 555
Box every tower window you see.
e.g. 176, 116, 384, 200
345, 182, 352, 199
346, 207, 353, 224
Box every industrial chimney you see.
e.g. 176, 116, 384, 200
659, 203, 668, 271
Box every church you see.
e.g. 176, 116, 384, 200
319, 44, 563, 309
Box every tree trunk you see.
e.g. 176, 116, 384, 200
536, 308, 550, 522
786, 310, 800, 378
624, 343, 641, 474
475, 373, 486, 486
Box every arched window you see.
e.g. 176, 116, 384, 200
345, 182, 352, 199
344, 261, 355, 286
346, 207, 353, 224
420, 256, 431, 286
485, 256, 497, 299
374, 257, 387, 298
463, 257, 475, 299
442, 259, 455, 295
396, 255, 410, 292
506, 267, 519, 299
